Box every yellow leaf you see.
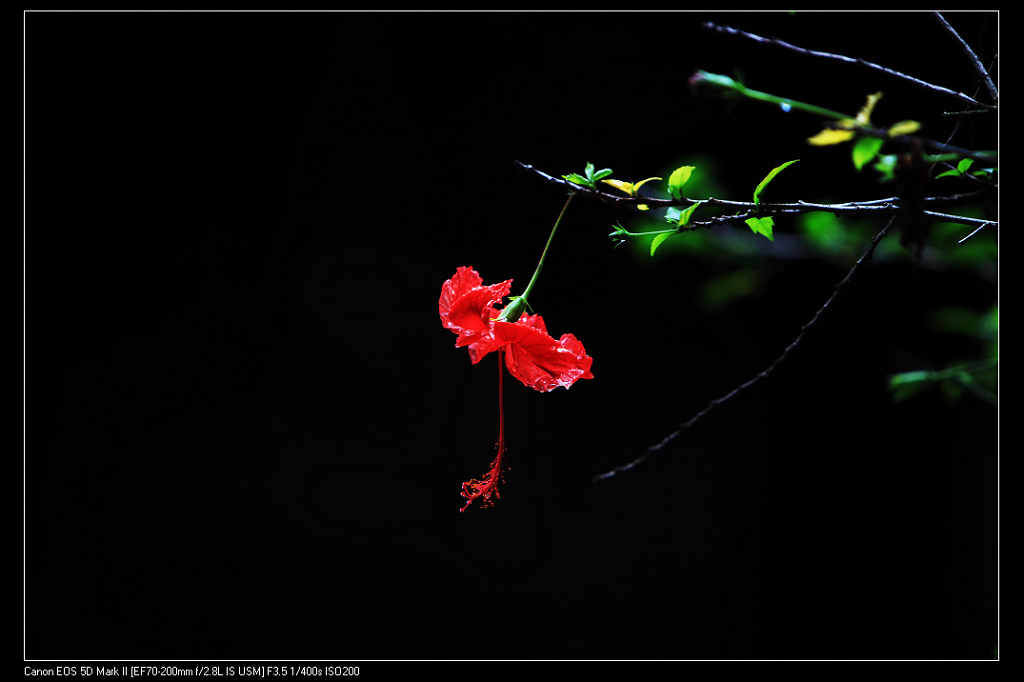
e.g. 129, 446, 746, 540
855, 91, 883, 125
632, 176, 662, 192
887, 120, 921, 137
807, 128, 856, 146
601, 178, 634, 195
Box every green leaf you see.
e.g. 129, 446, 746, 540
667, 165, 696, 199
666, 202, 699, 227
852, 137, 884, 171
872, 154, 898, 182
584, 162, 613, 182
936, 157, 978, 180
745, 216, 775, 241
608, 222, 629, 248
888, 370, 932, 403
562, 172, 592, 187
563, 162, 613, 189
650, 231, 675, 256
608, 222, 629, 238
752, 159, 799, 205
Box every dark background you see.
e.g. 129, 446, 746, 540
26, 11, 997, 661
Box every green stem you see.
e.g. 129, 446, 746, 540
522, 193, 574, 302
694, 71, 850, 121
496, 193, 574, 323
738, 83, 851, 121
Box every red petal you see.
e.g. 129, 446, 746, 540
439, 267, 512, 364
438, 266, 482, 324
448, 287, 502, 335
494, 319, 593, 392
554, 333, 594, 383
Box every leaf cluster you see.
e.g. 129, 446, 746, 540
571, 158, 801, 255
562, 162, 613, 190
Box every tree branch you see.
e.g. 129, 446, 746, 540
702, 21, 993, 111
932, 12, 998, 104
592, 215, 897, 484
513, 160, 996, 230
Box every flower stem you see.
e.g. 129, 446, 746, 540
497, 193, 575, 323
691, 70, 850, 121
739, 84, 851, 121
522, 192, 574, 301
496, 347, 505, 445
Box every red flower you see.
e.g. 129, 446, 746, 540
439, 266, 593, 511
439, 266, 593, 392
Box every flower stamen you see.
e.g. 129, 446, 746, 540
460, 348, 509, 512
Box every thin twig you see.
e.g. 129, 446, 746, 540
592, 215, 897, 484
703, 22, 991, 110
957, 221, 993, 243
941, 107, 997, 119
932, 12, 998, 104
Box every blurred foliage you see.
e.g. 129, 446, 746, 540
614, 152, 996, 406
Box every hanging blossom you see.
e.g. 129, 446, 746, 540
439, 266, 593, 510
440, 266, 593, 392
